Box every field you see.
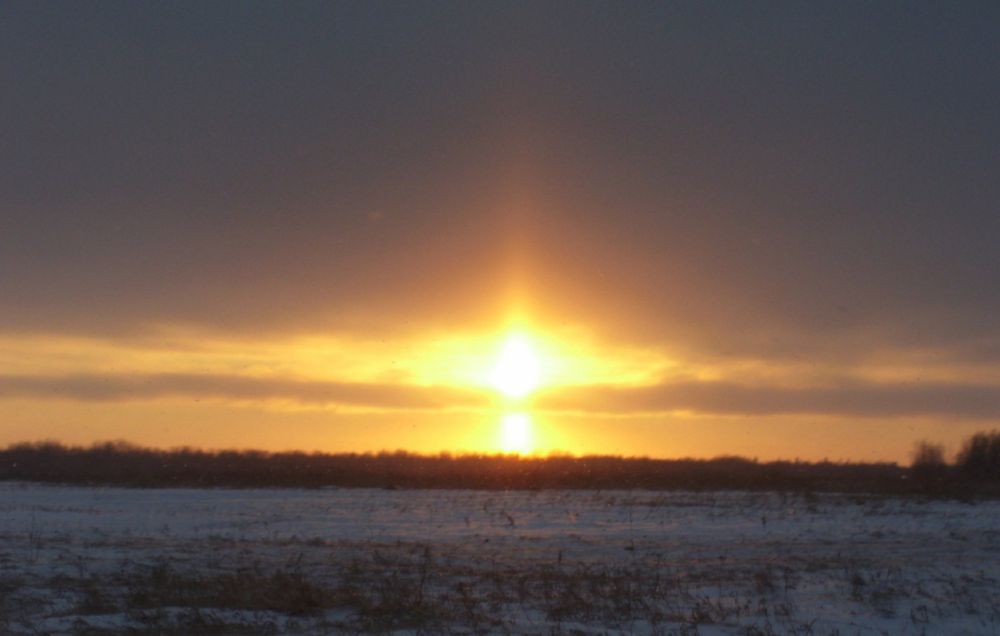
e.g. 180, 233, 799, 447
1, 483, 999, 635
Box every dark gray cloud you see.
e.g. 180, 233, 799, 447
0, 2, 998, 364
0, 373, 491, 410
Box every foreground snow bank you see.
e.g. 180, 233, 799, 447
1, 483, 998, 634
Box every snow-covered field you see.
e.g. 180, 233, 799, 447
1, 483, 998, 634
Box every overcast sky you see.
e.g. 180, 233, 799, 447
1, 2, 998, 459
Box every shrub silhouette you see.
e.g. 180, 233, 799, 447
955, 430, 1000, 482
911, 441, 945, 468
909, 440, 948, 491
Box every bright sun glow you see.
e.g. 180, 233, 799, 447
490, 333, 542, 398
499, 412, 533, 454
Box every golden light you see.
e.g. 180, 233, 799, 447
490, 333, 541, 398
499, 412, 533, 454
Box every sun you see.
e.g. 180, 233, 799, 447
499, 413, 533, 454
490, 333, 541, 398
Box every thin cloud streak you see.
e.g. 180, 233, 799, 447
0, 373, 492, 411
534, 380, 1000, 419
2, 373, 1000, 420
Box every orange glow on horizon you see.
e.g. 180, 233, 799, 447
9, 322, 960, 461
498, 412, 534, 454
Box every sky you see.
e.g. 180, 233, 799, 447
1, 2, 999, 462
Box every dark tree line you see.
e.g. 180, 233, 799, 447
0, 431, 996, 494
909, 430, 1000, 494
0, 441, 947, 494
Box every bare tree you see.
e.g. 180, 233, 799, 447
910, 440, 947, 489
956, 430, 1000, 481
911, 440, 946, 469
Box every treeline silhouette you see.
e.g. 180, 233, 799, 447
909, 429, 1000, 493
0, 438, 989, 495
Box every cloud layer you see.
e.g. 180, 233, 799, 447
3, 373, 998, 420
535, 381, 1000, 419
0, 374, 491, 411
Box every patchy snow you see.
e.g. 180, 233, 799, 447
1, 483, 998, 634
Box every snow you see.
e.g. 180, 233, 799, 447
1, 483, 998, 634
